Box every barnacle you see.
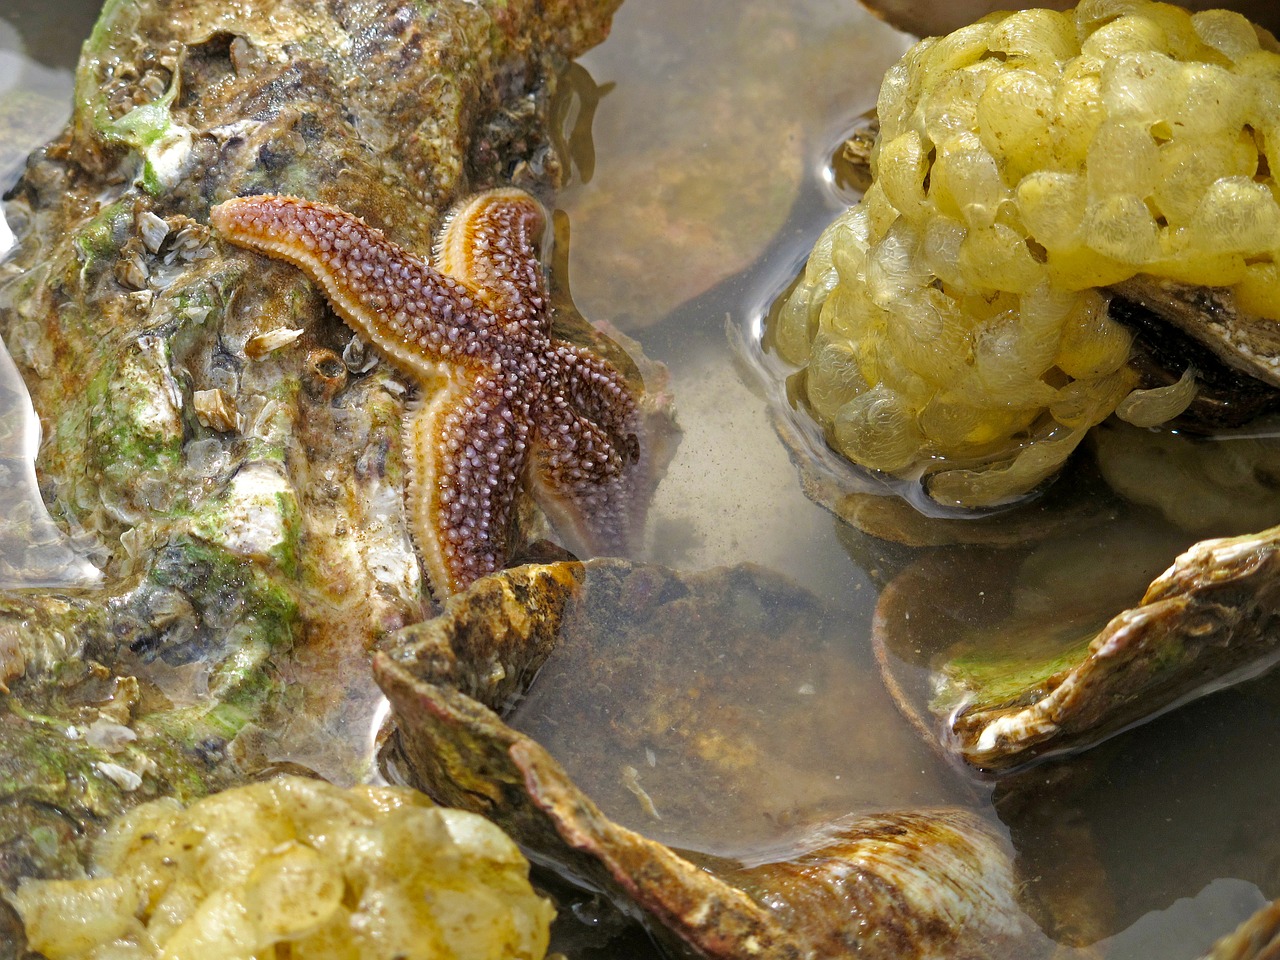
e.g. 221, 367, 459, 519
775, 0, 1280, 507
10, 777, 554, 960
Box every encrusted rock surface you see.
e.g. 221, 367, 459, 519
0, 0, 627, 882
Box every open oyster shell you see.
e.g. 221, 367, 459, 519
375, 560, 1045, 959
874, 514, 1280, 771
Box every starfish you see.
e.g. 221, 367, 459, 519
210, 188, 646, 597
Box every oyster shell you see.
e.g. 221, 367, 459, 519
874, 510, 1280, 771
376, 560, 1046, 959
0, 896, 28, 960
982, 672, 1280, 949
1203, 900, 1280, 959
493, 561, 952, 851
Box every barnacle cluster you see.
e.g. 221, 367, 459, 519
775, 0, 1280, 506
11, 777, 554, 960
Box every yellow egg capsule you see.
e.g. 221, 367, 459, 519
777, 0, 1280, 507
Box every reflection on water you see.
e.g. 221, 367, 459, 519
0, 10, 73, 187
562, 0, 913, 597
0, 339, 100, 588
557, 2, 901, 330
0, 3, 99, 589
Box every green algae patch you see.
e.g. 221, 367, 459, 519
188, 461, 303, 575
136, 534, 298, 741
268, 488, 304, 579
72, 0, 192, 193
71, 200, 132, 273
203, 636, 283, 737
99, 86, 189, 196
149, 536, 299, 654
0, 703, 227, 881
935, 632, 1099, 717
877, 520, 1280, 772
55, 336, 188, 532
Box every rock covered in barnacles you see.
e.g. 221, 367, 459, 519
375, 561, 1045, 959
773, 0, 1280, 508
0, 0, 634, 885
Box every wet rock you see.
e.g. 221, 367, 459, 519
0, 0, 628, 884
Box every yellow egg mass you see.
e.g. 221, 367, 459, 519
776, 0, 1280, 507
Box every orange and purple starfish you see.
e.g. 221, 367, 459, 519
211, 189, 646, 597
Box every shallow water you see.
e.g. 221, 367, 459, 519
554, 1, 1280, 955
0, 0, 103, 589
7, 0, 1280, 957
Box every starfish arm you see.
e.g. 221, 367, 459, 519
211, 190, 657, 597
529, 341, 645, 557
405, 369, 532, 596
548, 341, 643, 458
211, 195, 497, 382
435, 189, 550, 324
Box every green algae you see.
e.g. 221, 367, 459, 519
71, 201, 132, 273
936, 632, 1099, 716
